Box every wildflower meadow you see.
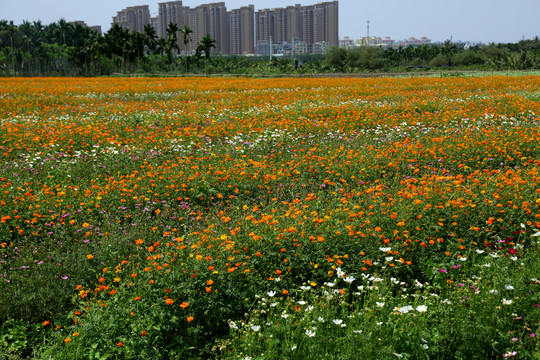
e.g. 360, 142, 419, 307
0, 75, 539, 359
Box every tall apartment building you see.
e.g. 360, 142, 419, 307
256, 1, 338, 53
158, 1, 185, 39
229, 5, 255, 54
191, 3, 229, 54
112, 5, 150, 33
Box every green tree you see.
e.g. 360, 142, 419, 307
143, 24, 158, 55
165, 22, 180, 64
197, 34, 216, 74
324, 46, 346, 72
197, 34, 216, 59
180, 25, 193, 73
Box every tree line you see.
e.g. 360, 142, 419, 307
0, 20, 216, 76
1, 19, 539, 76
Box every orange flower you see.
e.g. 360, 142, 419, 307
187, 316, 194, 322
116, 342, 123, 346
165, 298, 174, 305
282, 289, 288, 295
141, 331, 147, 336
205, 286, 212, 293
180, 302, 190, 309
64, 338, 72, 343
86, 254, 94, 259
134, 296, 142, 301
43, 320, 50, 327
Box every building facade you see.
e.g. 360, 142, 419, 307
112, 5, 150, 33
229, 5, 255, 54
255, 1, 338, 55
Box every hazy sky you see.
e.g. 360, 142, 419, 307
1, 0, 539, 43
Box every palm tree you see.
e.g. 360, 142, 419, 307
180, 25, 192, 52
197, 35, 216, 75
180, 25, 192, 72
198, 34, 216, 60
165, 22, 179, 64
143, 24, 158, 55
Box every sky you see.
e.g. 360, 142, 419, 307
1, 0, 539, 43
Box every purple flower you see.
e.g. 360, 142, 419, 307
438, 269, 447, 273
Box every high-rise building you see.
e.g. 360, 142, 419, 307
112, 5, 150, 33
192, 2, 229, 54
158, 1, 185, 39
229, 5, 255, 54
112, 1, 339, 55
255, 1, 338, 54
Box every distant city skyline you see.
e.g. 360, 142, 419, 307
1, 0, 539, 43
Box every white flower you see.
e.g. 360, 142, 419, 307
297, 301, 306, 305
229, 321, 238, 329
291, 345, 297, 351
520, 223, 526, 228
380, 247, 391, 252
422, 344, 429, 349
532, 231, 540, 237
394, 354, 403, 358
336, 268, 345, 277
510, 256, 518, 261
305, 329, 316, 337
270, 302, 278, 307
344, 276, 355, 284
306, 305, 314, 312
274, 277, 281, 282
281, 313, 289, 318
385, 256, 394, 262
353, 330, 363, 334
502, 298, 513, 305
475, 249, 485, 254
416, 305, 428, 313
357, 285, 364, 291
394, 305, 413, 314
251, 325, 261, 332
458, 256, 467, 261
325, 282, 336, 287
267, 290, 276, 297
332, 319, 343, 325
300, 285, 311, 290
503, 350, 518, 357
377, 322, 383, 326
317, 317, 325, 322
376, 302, 385, 308
505, 285, 514, 290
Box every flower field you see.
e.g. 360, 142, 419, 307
0, 76, 539, 359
